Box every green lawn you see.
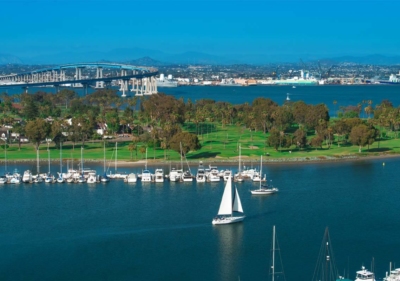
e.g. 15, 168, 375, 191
2, 123, 400, 163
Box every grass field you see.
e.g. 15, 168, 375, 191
1, 123, 400, 164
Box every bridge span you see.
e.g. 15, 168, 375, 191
0, 63, 159, 97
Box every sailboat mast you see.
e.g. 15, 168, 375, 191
115, 142, 117, 172
272, 225, 275, 281
37, 148, 40, 174
238, 145, 241, 173
48, 147, 50, 174
81, 146, 84, 173
60, 143, 62, 174
104, 141, 106, 173
260, 155, 262, 189
180, 142, 183, 170
145, 147, 148, 170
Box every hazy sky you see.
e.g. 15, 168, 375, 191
2, 0, 400, 61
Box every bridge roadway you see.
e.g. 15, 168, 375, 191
0, 63, 159, 96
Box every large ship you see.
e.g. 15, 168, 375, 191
273, 70, 318, 86
156, 74, 178, 88
379, 71, 400, 85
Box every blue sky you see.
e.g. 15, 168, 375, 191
2, 0, 400, 63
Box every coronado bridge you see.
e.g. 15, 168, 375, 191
0, 63, 159, 97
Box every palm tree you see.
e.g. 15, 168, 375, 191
128, 142, 137, 160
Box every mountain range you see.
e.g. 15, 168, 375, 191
1, 49, 400, 65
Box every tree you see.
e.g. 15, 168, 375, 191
169, 132, 201, 156
293, 128, 307, 149
349, 124, 377, 153
128, 142, 137, 160
310, 135, 324, 150
25, 118, 51, 150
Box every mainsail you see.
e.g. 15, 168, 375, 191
217, 176, 233, 215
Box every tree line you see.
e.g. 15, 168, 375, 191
0, 89, 397, 156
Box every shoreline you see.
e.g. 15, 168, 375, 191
2, 152, 399, 167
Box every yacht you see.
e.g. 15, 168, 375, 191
22, 170, 32, 183
141, 169, 153, 182
125, 173, 137, 183
222, 170, 232, 181
86, 172, 97, 183
384, 267, 400, 281
355, 267, 375, 281
208, 166, 220, 182
34, 174, 43, 183
0, 175, 7, 184
196, 162, 206, 183
45, 174, 54, 183
9, 170, 21, 184
181, 170, 193, 182
154, 169, 164, 183
169, 168, 180, 182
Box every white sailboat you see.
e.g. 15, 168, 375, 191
270, 225, 286, 281
77, 146, 86, 183
56, 143, 64, 183
45, 149, 54, 182
251, 155, 278, 195
180, 142, 193, 182
212, 176, 245, 225
141, 148, 153, 182
101, 141, 110, 183
234, 145, 244, 182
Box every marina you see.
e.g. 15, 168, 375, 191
1, 157, 400, 280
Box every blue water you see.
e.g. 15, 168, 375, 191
163, 85, 400, 116
1, 158, 399, 280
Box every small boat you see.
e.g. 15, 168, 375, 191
45, 174, 54, 183
181, 170, 193, 182
355, 267, 375, 281
22, 170, 32, 183
77, 174, 86, 183
140, 148, 153, 182
222, 170, 232, 181
196, 161, 206, 183
87, 172, 97, 184
384, 264, 400, 281
169, 167, 181, 182
251, 156, 279, 195
125, 173, 137, 183
101, 141, 110, 183
208, 166, 220, 182
0, 175, 7, 184
9, 170, 21, 184
34, 174, 43, 183
212, 176, 245, 225
57, 143, 64, 183
154, 169, 164, 183
234, 146, 244, 182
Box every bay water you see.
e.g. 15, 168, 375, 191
0, 157, 399, 280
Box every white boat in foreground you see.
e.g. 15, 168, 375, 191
212, 176, 245, 225
384, 264, 400, 281
355, 267, 375, 281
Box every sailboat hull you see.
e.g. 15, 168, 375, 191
250, 188, 278, 195
212, 215, 245, 225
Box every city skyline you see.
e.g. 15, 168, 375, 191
2, 0, 400, 64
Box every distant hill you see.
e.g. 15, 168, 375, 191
126, 56, 167, 66
0, 54, 23, 64
322, 54, 400, 65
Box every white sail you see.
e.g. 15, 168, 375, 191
233, 186, 243, 213
217, 176, 233, 215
